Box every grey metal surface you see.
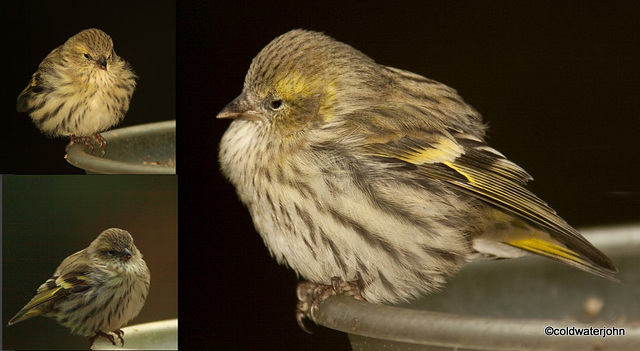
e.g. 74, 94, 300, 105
314, 225, 640, 350
65, 120, 176, 174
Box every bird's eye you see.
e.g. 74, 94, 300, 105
269, 99, 283, 111
83, 53, 92, 60
108, 249, 117, 256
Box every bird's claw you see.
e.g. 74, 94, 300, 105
295, 277, 364, 333
66, 133, 106, 157
89, 329, 124, 348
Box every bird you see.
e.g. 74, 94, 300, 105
217, 29, 618, 330
8, 228, 150, 347
17, 28, 137, 156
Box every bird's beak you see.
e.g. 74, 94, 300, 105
97, 56, 107, 70
216, 93, 261, 121
121, 248, 132, 261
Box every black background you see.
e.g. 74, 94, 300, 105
0, 1, 639, 350
1, 1, 175, 174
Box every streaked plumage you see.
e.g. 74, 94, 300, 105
17, 28, 137, 155
8, 228, 150, 346
218, 29, 617, 324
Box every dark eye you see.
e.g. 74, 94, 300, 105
108, 249, 117, 256
269, 99, 283, 111
83, 53, 92, 60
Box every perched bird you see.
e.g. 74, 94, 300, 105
217, 29, 617, 329
8, 228, 150, 347
17, 28, 137, 156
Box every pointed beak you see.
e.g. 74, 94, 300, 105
216, 93, 261, 121
97, 56, 107, 70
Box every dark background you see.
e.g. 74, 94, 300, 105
0, 1, 176, 174
178, 1, 640, 350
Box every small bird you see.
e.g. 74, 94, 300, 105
8, 228, 150, 347
217, 29, 617, 330
17, 28, 137, 156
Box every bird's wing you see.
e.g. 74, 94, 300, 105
7, 270, 92, 325
16, 46, 62, 112
16, 73, 44, 112
352, 106, 617, 280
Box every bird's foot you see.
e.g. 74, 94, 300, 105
114, 329, 125, 346
92, 133, 107, 157
296, 276, 364, 333
90, 331, 115, 347
89, 329, 124, 348
66, 135, 94, 154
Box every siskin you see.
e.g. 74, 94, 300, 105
217, 29, 617, 328
8, 228, 150, 347
17, 28, 137, 156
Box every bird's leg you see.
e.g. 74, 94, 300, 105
296, 276, 364, 333
89, 330, 116, 347
92, 133, 107, 157
66, 134, 94, 154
